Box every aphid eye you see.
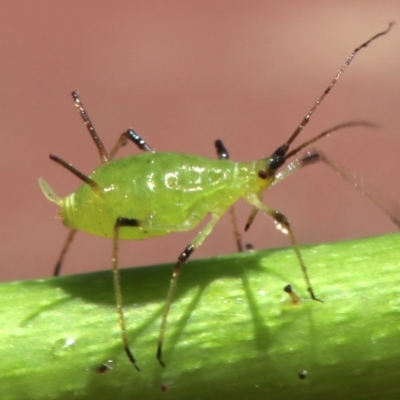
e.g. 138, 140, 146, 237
258, 170, 268, 179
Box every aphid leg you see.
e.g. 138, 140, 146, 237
275, 151, 400, 228
157, 213, 221, 367
53, 229, 77, 276
113, 217, 142, 371
53, 95, 153, 276
109, 129, 154, 160
49, 155, 99, 191
215, 139, 244, 252
244, 206, 259, 232
245, 193, 322, 302
71, 91, 110, 163
214, 139, 229, 161
73, 92, 154, 159
48, 154, 101, 276
50, 92, 109, 276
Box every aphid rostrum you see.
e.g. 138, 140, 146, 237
39, 23, 398, 371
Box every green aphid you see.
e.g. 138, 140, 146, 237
39, 23, 396, 371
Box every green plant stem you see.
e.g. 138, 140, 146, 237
1, 233, 400, 399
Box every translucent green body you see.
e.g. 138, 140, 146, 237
61, 152, 271, 240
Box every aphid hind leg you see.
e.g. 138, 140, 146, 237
48, 154, 100, 276
53, 229, 77, 276
157, 213, 221, 367
52, 93, 115, 275
109, 129, 154, 160
72, 91, 110, 163
49, 155, 99, 190
55, 96, 153, 276
215, 139, 244, 252
51, 92, 109, 276
113, 217, 142, 371
245, 193, 322, 302
73, 92, 154, 161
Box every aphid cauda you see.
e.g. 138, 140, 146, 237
39, 23, 397, 371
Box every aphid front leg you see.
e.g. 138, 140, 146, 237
215, 139, 244, 252
157, 213, 221, 367
245, 193, 322, 302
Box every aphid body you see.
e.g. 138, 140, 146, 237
50, 153, 269, 240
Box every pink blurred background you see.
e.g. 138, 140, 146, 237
1, 1, 400, 281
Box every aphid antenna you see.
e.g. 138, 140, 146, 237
291, 150, 400, 230
284, 120, 378, 160
246, 23, 393, 234
267, 22, 393, 171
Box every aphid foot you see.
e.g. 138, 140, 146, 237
124, 347, 141, 371
53, 261, 62, 277
157, 344, 166, 368
308, 287, 324, 303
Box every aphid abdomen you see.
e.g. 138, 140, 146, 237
63, 152, 243, 239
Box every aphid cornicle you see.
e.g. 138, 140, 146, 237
39, 23, 397, 371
